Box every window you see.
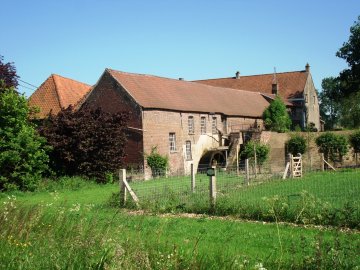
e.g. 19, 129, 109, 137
185, 141, 192, 160
200, 117, 206, 134
188, 116, 194, 134
169, 133, 176, 152
212, 117, 217, 134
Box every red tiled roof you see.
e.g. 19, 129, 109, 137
194, 71, 309, 99
28, 74, 91, 118
106, 69, 270, 118
260, 93, 294, 107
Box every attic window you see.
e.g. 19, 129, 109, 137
188, 116, 194, 134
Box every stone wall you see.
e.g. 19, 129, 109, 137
304, 73, 321, 130
265, 131, 359, 173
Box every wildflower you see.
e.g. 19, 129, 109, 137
69, 203, 81, 212
254, 262, 267, 270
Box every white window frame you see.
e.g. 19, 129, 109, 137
200, 116, 206, 134
169, 133, 176, 152
212, 117, 217, 134
188, 116, 195, 134
185, 141, 192, 160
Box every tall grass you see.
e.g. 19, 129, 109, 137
1, 191, 359, 269
0, 197, 116, 269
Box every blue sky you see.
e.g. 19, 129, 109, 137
2, 0, 359, 97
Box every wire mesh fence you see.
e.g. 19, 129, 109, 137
118, 152, 360, 228
121, 156, 359, 206
121, 158, 359, 202
120, 163, 360, 228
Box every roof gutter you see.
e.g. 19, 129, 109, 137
288, 98, 305, 101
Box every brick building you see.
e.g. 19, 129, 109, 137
195, 64, 321, 130
83, 69, 270, 177
28, 65, 321, 177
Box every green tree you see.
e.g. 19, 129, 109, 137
349, 130, 360, 164
286, 134, 307, 156
263, 96, 291, 132
315, 132, 348, 163
349, 130, 360, 153
336, 16, 360, 98
240, 141, 270, 165
319, 78, 341, 130
340, 91, 360, 128
320, 16, 360, 129
0, 84, 49, 191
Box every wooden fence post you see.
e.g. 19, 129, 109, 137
245, 158, 250, 185
209, 166, 216, 207
321, 153, 325, 171
191, 163, 195, 193
236, 144, 239, 176
289, 154, 293, 178
119, 169, 127, 205
254, 144, 257, 178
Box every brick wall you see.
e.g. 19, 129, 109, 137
227, 117, 263, 132
84, 71, 144, 167
142, 110, 262, 177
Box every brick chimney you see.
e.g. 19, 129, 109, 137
235, 71, 240, 79
305, 63, 310, 72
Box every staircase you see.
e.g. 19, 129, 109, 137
226, 130, 264, 169
226, 132, 242, 168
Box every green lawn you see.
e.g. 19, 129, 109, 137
0, 171, 359, 269
1, 199, 359, 269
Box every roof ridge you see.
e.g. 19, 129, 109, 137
107, 68, 184, 81
107, 68, 264, 96
51, 73, 91, 87
194, 70, 306, 82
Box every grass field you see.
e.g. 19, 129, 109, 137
0, 171, 359, 269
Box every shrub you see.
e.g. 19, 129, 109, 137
306, 122, 318, 132
39, 106, 128, 183
263, 96, 292, 132
240, 141, 270, 165
349, 129, 360, 153
146, 147, 169, 176
0, 85, 49, 191
315, 132, 348, 162
286, 134, 307, 156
